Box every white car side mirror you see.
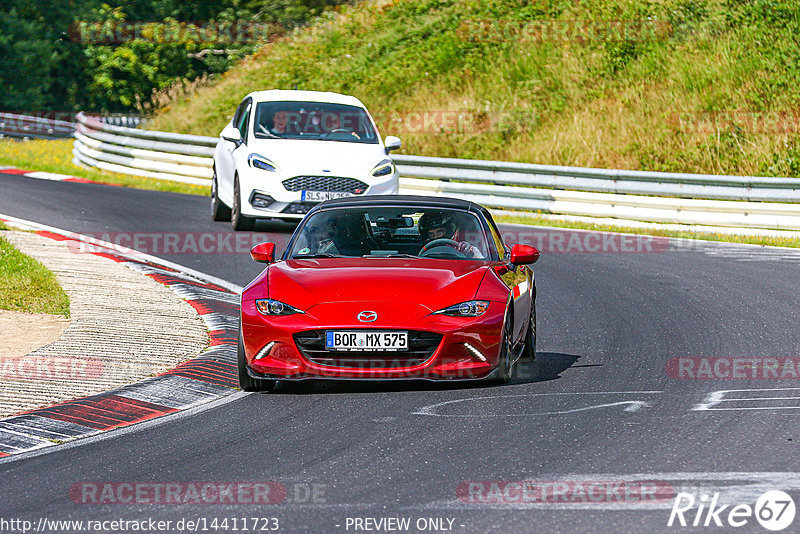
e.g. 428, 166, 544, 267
221, 124, 243, 147
384, 135, 401, 153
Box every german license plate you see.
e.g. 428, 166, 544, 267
302, 190, 353, 202
325, 331, 408, 351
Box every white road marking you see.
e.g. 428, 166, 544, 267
693, 387, 800, 411
412, 391, 661, 417
23, 171, 77, 181
682, 241, 800, 262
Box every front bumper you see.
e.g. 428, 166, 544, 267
238, 171, 399, 219
240, 300, 505, 381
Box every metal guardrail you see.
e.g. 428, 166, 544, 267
0, 113, 75, 140
73, 112, 214, 185
102, 115, 143, 128
68, 114, 800, 230
393, 156, 800, 230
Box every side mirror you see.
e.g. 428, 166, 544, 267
250, 242, 276, 264
221, 124, 243, 147
384, 135, 401, 153
510, 244, 540, 265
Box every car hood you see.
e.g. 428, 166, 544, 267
267, 258, 492, 312
246, 138, 387, 176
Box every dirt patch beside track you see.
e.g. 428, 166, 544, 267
0, 310, 69, 360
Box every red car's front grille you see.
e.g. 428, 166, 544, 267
293, 330, 442, 369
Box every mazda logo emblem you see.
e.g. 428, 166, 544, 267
357, 311, 377, 322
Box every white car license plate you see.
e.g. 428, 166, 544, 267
326, 331, 408, 351
302, 190, 353, 202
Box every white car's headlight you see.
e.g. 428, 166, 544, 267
370, 159, 394, 177
248, 154, 279, 172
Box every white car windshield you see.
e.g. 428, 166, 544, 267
253, 101, 379, 144
289, 207, 493, 260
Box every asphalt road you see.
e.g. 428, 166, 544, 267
2, 172, 800, 533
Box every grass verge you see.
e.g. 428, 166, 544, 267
0, 232, 71, 317
494, 213, 800, 249
0, 139, 209, 196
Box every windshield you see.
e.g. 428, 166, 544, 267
288, 207, 494, 260
253, 101, 379, 143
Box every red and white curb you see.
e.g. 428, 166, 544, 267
0, 215, 243, 458
0, 167, 97, 184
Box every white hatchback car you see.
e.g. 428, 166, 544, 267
212, 90, 401, 230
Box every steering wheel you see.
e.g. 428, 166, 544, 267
321, 129, 360, 140
421, 238, 459, 252
419, 238, 465, 258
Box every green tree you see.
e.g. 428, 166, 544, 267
0, 0, 347, 113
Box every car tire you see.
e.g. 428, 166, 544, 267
495, 311, 515, 384
238, 330, 276, 392
210, 169, 232, 222
522, 296, 536, 362
231, 176, 255, 231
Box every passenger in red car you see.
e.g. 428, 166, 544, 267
312, 214, 376, 256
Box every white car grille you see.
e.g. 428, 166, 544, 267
282, 176, 368, 193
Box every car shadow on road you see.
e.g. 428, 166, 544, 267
267, 352, 587, 395
273, 378, 488, 395
513, 351, 584, 385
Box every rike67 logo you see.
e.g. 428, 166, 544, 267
668, 490, 796, 531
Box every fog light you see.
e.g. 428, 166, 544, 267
464, 343, 486, 362
254, 342, 275, 360
250, 193, 275, 208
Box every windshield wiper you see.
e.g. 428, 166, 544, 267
292, 253, 341, 259
362, 253, 418, 258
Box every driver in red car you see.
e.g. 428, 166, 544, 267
417, 212, 483, 258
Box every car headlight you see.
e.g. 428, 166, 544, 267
371, 159, 394, 177
255, 299, 304, 316
432, 300, 490, 317
248, 154, 278, 172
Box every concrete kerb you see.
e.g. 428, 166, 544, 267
0, 214, 243, 458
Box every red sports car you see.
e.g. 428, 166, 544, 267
238, 195, 539, 391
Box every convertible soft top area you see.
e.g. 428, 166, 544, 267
313, 195, 482, 212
